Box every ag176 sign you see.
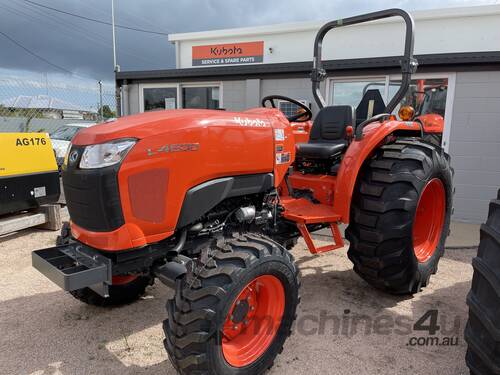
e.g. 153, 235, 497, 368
192, 41, 264, 66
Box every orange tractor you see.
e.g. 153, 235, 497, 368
33, 9, 452, 375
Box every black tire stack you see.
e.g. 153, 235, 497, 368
465, 189, 500, 374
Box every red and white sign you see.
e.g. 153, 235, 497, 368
192, 41, 264, 66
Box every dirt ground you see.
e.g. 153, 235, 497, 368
0, 222, 478, 375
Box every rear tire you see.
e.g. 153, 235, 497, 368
69, 276, 151, 307
423, 133, 442, 147
346, 139, 453, 294
163, 233, 300, 375
465, 190, 500, 375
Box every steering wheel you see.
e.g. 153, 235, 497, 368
261, 95, 312, 122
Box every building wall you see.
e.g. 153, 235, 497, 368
125, 79, 324, 114
260, 78, 325, 114
127, 83, 141, 115
173, 6, 500, 69
222, 80, 246, 111
449, 71, 500, 223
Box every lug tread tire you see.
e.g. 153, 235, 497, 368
465, 191, 500, 374
346, 139, 453, 294
163, 233, 300, 375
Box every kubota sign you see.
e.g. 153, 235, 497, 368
192, 41, 264, 66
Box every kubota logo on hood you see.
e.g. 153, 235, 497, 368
233, 116, 269, 127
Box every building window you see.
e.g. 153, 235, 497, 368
278, 100, 309, 118
387, 78, 448, 117
330, 76, 450, 146
143, 87, 177, 111
331, 79, 386, 107
182, 86, 220, 109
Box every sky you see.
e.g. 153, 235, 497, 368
0, 0, 497, 88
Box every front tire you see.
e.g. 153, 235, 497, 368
163, 233, 300, 375
465, 190, 500, 374
346, 139, 453, 294
69, 276, 152, 306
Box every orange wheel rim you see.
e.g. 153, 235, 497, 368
222, 275, 285, 367
412, 178, 446, 263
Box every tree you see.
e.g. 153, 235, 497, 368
97, 105, 116, 119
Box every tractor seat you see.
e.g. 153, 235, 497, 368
296, 105, 354, 159
295, 142, 347, 159
356, 89, 386, 126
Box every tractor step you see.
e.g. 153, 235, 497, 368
280, 197, 344, 253
32, 243, 112, 296
281, 197, 341, 224
297, 222, 344, 254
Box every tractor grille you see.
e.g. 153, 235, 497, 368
62, 145, 124, 232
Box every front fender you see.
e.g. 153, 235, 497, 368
334, 120, 422, 222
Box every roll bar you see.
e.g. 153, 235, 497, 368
311, 8, 418, 114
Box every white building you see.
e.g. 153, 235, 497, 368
116, 5, 500, 223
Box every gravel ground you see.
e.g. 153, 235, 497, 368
0, 222, 478, 375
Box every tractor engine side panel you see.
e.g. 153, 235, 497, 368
70, 112, 279, 251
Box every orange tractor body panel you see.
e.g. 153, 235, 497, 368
69, 107, 423, 252
417, 113, 444, 134
281, 119, 423, 224
332, 119, 422, 222
70, 108, 296, 251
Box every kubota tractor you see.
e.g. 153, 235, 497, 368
33, 9, 453, 375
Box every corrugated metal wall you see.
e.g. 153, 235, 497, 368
449, 71, 500, 223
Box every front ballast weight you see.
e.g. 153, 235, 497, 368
32, 236, 190, 297
32, 243, 113, 297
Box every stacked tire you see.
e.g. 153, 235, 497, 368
465, 189, 500, 374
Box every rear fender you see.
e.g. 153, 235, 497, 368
334, 120, 422, 222
416, 113, 444, 134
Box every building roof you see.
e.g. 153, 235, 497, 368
0, 95, 81, 111
116, 51, 500, 83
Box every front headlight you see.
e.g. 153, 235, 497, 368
79, 139, 136, 169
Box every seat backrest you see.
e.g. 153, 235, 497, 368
355, 89, 386, 125
309, 105, 355, 142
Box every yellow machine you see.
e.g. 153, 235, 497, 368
0, 133, 60, 215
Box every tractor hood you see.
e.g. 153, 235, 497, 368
71, 109, 277, 146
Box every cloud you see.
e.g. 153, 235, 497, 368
0, 0, 496, 83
